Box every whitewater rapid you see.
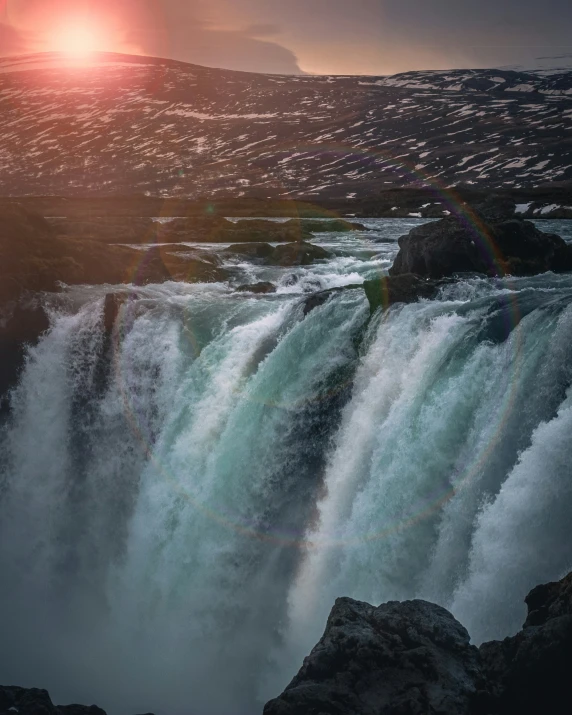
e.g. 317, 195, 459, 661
2, 220, 572, 714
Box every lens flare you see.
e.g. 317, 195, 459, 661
51, 21, 104, 60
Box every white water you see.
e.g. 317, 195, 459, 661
2, 221, 572, 714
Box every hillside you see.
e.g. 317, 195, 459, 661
1, 52, 571, 198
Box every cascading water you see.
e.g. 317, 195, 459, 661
2, 220, 572, 715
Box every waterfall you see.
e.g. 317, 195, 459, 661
2, 273, 572, 714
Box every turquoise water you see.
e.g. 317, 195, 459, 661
1, 219, 572, 714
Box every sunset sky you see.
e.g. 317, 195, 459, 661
1, 0, 571, 75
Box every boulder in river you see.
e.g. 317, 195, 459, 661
272, 241, 332, 266
390, 215, 572, 279
363, 273, 445, 313
295, 219, 368, 233
236, 282, 277, 294
153, 218, 311, 244
225, 241, 332, 266
224, 243, 275, 260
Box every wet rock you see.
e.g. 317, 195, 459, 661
102, 293, 130, 334
282, 273, 300, 286
479, 571, 572, 715
0, 203, 60, 302
296, 219, 368, 233
0, 296, 50, 409
57, 707, 106, 715
150, 218, 311, 244
493, 219, 572, 276
265, 571, 572, 715
524, 571, 572, 628
264, 597, 481, 715
363, 273, 444, 313
220, 219, 312, 244
389, 215, 572, 279
272, 241, 332, 266
0, 204, 229, 295
236, 282, 277, 294
471, 193, 516, 221
131, 246, 172, 286
159, 249, 230, 283
224, 243, 275, 260
301, 290, 334, 315
0, 686, 106, 715
48, 216, 156, 244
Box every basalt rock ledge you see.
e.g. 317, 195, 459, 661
264, 570, 572, 715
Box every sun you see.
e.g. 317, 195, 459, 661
52, 22, 104, 60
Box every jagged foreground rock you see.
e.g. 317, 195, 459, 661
264, 571, 572, 714
0, 686, 107, 715
265, 598, 482, 715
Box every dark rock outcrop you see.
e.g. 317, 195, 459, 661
302, 288, 339, 315
130, 246, 172, 286
266, 570, 572, 715
273, 242, 332, 266
224, 243, 276, 260
236, 282, 277, 294
298, 219, 368, 233
264, 597, 481, 715
479, 571, 572, 715
160, 218, 313, 244
363, 273, 445, 313
390, 215, 572, 279
0, 204, 228, 406
225, 241, 332, 266
0, 204, 229, 298
471, 194, 517, 222
0, 686, 106, 715
48, 216, 313, 245
0, 296, 50, 410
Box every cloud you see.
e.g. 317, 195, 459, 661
124, 2, 302, 73
183, 31, 303, 73
536, 52, 572, 60
244, 23, 282, 37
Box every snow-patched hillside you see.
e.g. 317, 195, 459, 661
0, 52, 571, 197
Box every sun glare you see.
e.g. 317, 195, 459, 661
52, 22, 104, 60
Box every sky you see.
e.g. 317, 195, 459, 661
0, 0, 571, 75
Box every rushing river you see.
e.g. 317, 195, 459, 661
2, 218, 572, 714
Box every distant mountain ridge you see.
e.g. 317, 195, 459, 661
0, 52, 571, 198
365, 67, 572, 96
